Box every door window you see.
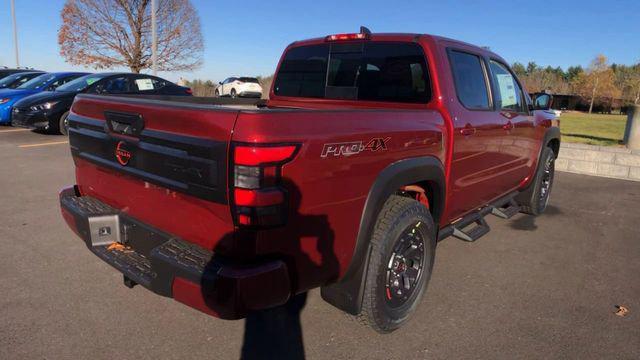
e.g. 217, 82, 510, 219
489, 60, 526, 113
449, 50, 491, 110
100, 76, 130, 94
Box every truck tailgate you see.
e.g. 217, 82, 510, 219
68, 95, 237, 250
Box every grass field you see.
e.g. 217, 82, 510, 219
559, 111, 627, 146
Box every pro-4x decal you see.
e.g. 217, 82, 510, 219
321, 137, 390, 158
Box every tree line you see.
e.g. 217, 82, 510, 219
513, 55, 640, 113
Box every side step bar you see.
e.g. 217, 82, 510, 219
438, 192, 521, 242
491, 198, 520, 219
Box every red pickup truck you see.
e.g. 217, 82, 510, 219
59, 29, 559, 333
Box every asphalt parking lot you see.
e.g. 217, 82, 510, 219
1, 128, 639, 360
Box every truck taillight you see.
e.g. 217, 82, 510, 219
231, 143, 299, 227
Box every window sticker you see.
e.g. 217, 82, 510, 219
136, 78, 154, 91
86, 78, 99, 86
496, 73, 517, 107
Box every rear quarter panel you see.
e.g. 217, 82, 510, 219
233, 109, 445, 292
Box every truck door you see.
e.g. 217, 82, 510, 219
445, 49, 508, 220
486, 60, 536, 190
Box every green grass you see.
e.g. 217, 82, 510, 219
560, 111, 627, 146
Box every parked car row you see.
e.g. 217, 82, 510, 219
0, 70, 191, 135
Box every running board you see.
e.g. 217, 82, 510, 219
490, 199, 520, 219
452, 217, 490, 242
437, 192, 519, 242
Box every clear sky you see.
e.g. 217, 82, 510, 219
1, 0, 638, 82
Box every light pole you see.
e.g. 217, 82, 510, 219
151, 0, 157, 75
11, 0, 20, 68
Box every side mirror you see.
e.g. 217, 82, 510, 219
533, 93, 553, 110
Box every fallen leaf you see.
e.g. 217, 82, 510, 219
614, 305, 629, 317
107, 242, 126, 251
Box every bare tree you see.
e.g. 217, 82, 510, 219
58, 0, 203, 73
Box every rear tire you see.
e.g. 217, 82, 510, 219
357, 195, 436, 333
230, 89, 237, 98
516, 147, 555, 215
58, 111, 70, 136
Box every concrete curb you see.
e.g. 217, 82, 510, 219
556, 142, 640, 182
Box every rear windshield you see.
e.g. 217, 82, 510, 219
273, 42, 430, 103
239, 77, 259, 83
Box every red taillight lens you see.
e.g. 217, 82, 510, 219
234, 188, 284, 207
185, 88, 193, 95
325, 33, 370, 42
235, 145, 297, 166
232, 143, 299, 228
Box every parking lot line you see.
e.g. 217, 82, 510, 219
18, 141, 69, 148
0, 128, 30, 133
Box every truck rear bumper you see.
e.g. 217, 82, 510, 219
59, 186, 291, 319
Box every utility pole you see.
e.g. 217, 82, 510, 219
11, 0, 20, 68
151, 0, 158, 75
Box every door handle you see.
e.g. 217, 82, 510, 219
503, 121, 514, 131
460, 124, 476, 136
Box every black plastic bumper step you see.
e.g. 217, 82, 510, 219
93, 244, 156, 288
491, 199, 520, 219
451, 217, 490, 242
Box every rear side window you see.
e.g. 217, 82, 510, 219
274, 44, 329, 98
100, 76, 130, 94
449, 51, 490, 110
274, 42, 431, 103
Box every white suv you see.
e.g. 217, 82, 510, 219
215, 77, 263, 98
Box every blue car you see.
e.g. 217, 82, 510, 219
0, 72, 88, 124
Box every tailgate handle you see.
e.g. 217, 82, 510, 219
104, 111, 144, 136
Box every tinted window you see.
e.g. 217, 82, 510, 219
18, 73, 57, 90
274, 44, 329, 98
57, 74, 109, 92
274, 42, 430, 103
239, 77, 259, 83
449, 51, 490, 110
98, 76, 130, 94
132, 77, 158, 92
0, 72, 41, 88
49, 75, 80, 90
489, 60, 525, 112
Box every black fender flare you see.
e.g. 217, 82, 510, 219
543, 126, 561, 158
320, 156, 445, 315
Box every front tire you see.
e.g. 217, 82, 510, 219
516, 146, 555, 215
58, 111, 70, 136
358, 195, 436, 333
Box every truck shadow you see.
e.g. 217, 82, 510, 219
200, 178, 339, 360
510, 205, 563, 231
